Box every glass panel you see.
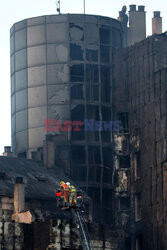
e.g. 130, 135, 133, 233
70, 23, 84, 41
28, 127, 45, 148
71, 105, 84, 121
47, 44, 68, 63
85, 23, 99, 43
16, 110, 27, 132
86, 84, 99, 101
100, 27, 110, 44
70, 64, 84, 82
72, 146, 85, 164
86, 47, 98, 62
28, 45, 46, 67
28, 86, 46, 108
11, 115, 16, 136
15, 49, 27, 71
15, 20, 26, 31
48, 85, 70, 105
27, 16, 45, 26
27, 25, 45, 46
10, 35, 14, 55
71, 84, 83, 100
101, 66, 110, 83
15, 29, 26, 51
15, 69, 27, 91
11, 55, 15, 75
47, 23, 68, 43
28, 66, 46, 87
28, 107, 47, 128
86, 64, 98, 83
46, 15, 67, 23
48, 105, 70, 121
11, 95, 16, 115
47, 64, 69, 84
100, 46, 110, 63
16, 130, 27, 153
11, 75, 15, 95
70, 43, 83, 61
16, 89, 27, 112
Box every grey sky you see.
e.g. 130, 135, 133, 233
0, 0, 166, 154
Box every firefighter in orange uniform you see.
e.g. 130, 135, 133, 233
60, 181, 69, 205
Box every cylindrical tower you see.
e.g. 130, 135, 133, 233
11, 14, 123, 223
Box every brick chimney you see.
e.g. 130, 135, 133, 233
152, 11, 162, 35
127, 5, 146, 46
3, 146, 13, 157
14, 177, 25, 213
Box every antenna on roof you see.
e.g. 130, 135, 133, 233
55, 0, 61, 14
83, 0, 85, 14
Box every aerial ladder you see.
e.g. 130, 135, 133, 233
56, 183, 94, 250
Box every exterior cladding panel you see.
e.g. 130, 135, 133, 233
113, 34, 167, 250
10, 14, 124, 224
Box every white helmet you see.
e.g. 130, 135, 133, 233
66, 182, 70, 186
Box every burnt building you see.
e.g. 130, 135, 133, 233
113, 33, 167, 250
9, 4, 167, 250
0, 155, 124, 249
10, 13, 125, 224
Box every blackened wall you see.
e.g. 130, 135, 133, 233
113, 33, 167, 250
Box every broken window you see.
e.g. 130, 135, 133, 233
119, 197, 130, 210
101, 66, 110, 102
103, 167, 112, 183
86, 64, 98, 83
100, 27, 110, 44
70, 23, 84, 41
102, 189, 112, 207
112, 29, 122, 48
100, 45, 110, 63
70, 43, 83, 61
70, 64, 84, 82
103, 148, 112, 167
71, 105, 84, 121
134, 152, 141, 179
118, 112, 129, 132
72, 165, 86, 181
102, 83, 110, 102
71, 84, 83, 99
86, 49, 98, 62
87, 105, 99, 120
86, 84, 99, 101
89, 166, 96, 182
102, 131, 111, 142
135, 193, 141, 221
71, 146, 85, 164
88, 147, 101, 165
71, 125, 85, 141
119, 156, 130, 168
101, 66, 110, 83
102, 107, 111, 120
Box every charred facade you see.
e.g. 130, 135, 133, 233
113, 33, 167, 250
10, 14, 124, 224
9, 6, 167, 250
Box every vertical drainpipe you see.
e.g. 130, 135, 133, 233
14, 177, 25, 213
